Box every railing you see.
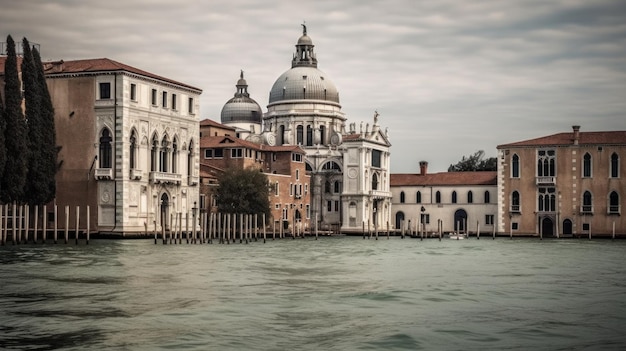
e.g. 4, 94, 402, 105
536, 176, 556, 185
130, 169, 142, 180
95, 168, 113, 180
187, 175, 199, 186
150, 171, 182, 185
510, 205, 520, 213
580, 205, 593, 214
369, 190, 391, 198
608, 205, 620, 215
95, 99, 115, 108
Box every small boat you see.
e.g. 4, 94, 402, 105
448, 232, 467, 240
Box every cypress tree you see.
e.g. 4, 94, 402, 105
22, 38, 46, 205
1, 35, 28, 204
0, 93, 6, 194
32, 46, 57, 204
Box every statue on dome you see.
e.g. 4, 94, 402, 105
240, 69, 244, 79
302, 22, 307, 35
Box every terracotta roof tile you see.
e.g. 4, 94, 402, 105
390, 171, 497, 186
200, 135, 305, 154
498, 131, 626, 148
200, 118, 235, 130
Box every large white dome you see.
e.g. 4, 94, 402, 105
268, 66, 340, 105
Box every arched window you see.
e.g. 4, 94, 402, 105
129, 130, 137, 170
296, 125, 303, 145
435, 191, 441, 204
400, 191, 405, 203
583, 153, 592, 178
322, 161, 341, 171
151, 135, 158, 172
609, 191, 620, 213
467, 191, 473, 204
306, 125, 313, 146
325, 181, 331, 194
511, 191, 520, 212
452, 191, 457, 204
99, 129, 112, 168
279, 125, 285, 145
187, 140, 194, 177
512, 154, 519, 178
484, 191, 490, 204
319, 125, 326, 145
416, 191, 422, 203
160, 136, 169, 172
172, 138, 178, 173
582, 191, 592, 212
372, 173, 379, 190
610, 153, 619, 178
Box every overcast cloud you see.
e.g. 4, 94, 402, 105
2, 0, 625, 173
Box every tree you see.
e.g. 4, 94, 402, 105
23, 39, 57, 205
215, 167, 270, 218
448, 150, 497, 172
1, 35, 28, 203
0, 92, 6, 193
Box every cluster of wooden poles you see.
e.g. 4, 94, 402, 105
0, 204, 91, 245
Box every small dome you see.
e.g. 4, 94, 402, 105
221, 71, 262, 124
297, 34, 313, 45
268, 66, 340, 105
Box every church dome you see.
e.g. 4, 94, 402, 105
221, 71, 262, 124
268, 24, 340, 105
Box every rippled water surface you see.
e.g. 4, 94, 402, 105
1, 237, 625, 350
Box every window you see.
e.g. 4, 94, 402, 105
435, 191, 441, 204
306, 205, 310, 219
512, 154, 520, 178
467, 191, 473, 204
162, 91, 167, 108
484, 191, 490, 204
322, 161, 340, 170
583, 153, 592, 178
512, 222, 519, 230
537, 150, 556, 177
172, 138, 178, 173
275, 203, 280, 209
416, 191, 421, 203
159, 136, 169, 172
420, 214, 430, 224
130, 130, 137, 169
582, 223, 590, 231
99, 129, 112, 168
151, 135, 158, 171
372, 173, 379, 190
204, 149, 213, 159
609, 191, 620, 214
130, 83, 137, 101
582, 191, 592, 213
486, 215, 494, 225
327, 201, 332, 212
306, 125, 313, 146
334, 181, 340, 194
275, 182, 279, 196
334, 201, 339, 212
99, 82, 111, 99
214, 149, 223, 158
452, 191, 457, 204
292, 153, 303, 162
325, 181, 331, 194
296, 125, 303, 145
610, 153, 619, 178
171, 94, 177, 110
151, 89, 157, 105
319, 125, 326, 145
372, 150, 382, 168
289, 183, 293, 196
538, 187, 556, 212
400, 191, 405, 203
188, 97, 194, 114
230, 148, 243, 158
296, 170, 300, 181
511, 191, 520, 212
187, 140, 194, 177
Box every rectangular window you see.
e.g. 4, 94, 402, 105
296, 170, 299, 181
171, 94, 177, 110
292, 153, 303, 162
420, 214, 430, 224
582, 223, 590, 231
162, 91, 167, 108
372, 149, 382, 168
305, 184, 308, 194
275, 182, 279, 196
204, 149, 213, 159
151, 89, 157, 105
306, 205, 310, 219
214, 149, 223, 158
188, 98, 194, 114
99, 82, 111, 99
230, 148, 243, 158
327, 201, 332, 212
289, 183, 293, 196
512, 222, 519, 230
130, 83, 137, 101
275, 203, 280, 209
486, 215, 494, 225
334, 201, 339, 212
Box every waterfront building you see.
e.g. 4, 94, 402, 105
0, 57, 202, 235
497, 126, 626, 237
390, 162, 497, 235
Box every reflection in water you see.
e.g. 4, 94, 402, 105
1, 238, 626, 350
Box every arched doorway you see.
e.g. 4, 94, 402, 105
160, 193, 169, 231
454, 209, 467, 233
395, 211, 405, 231
541, 217, 554, 237
562, 219, 573, 235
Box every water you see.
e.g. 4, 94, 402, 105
1, 237, 625, 350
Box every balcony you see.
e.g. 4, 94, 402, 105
150, 171, 182, 185
95, 99, 115, 108
130, 169, 142, 180
95, 168, 113, 180
580, 205, 593, 214
369, 190, 391, 199
187, 175, 199, 186
510, 205, 521, 213
536, 176, 556, 185
608, 205, 620, 215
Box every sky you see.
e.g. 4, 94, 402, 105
2, 0, 625, 173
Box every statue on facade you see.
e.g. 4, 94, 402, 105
374, 110, 379, 124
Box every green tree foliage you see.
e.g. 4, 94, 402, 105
1, 35, 28, 203
23, 39, 57, 205
215, 167, 270, 217
447, 150, 497, 172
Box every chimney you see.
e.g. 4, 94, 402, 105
419, 161, 428, 175
572, 125, 580, 145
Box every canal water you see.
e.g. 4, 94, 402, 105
1, 237, 625, 350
